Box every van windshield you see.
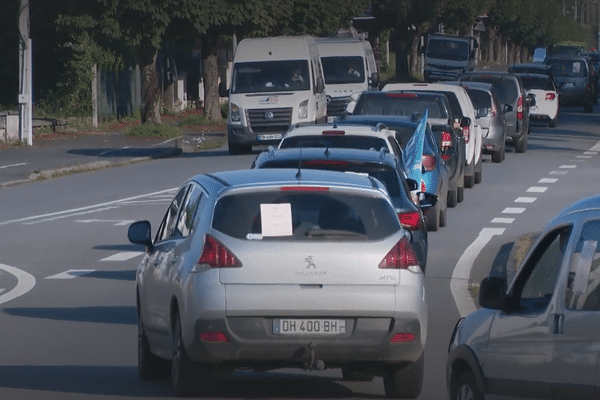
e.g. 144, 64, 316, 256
426, 39, 469, 61
232, 60, 310, 93
321, 56, 365, 84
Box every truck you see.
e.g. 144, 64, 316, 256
422, 34, 478, 82
315, 37, 379, 121
220, 35, 326, 155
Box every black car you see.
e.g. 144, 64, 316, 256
545, 55, 596, 112
251, 146, 436, 270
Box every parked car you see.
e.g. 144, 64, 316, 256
251, 147, 436, 267
129, 168, 429, 398
278, 123, 404, 162
447, 193, 600, 400
517, 73, 560, 128
382, 82, 483, 187
337, 114, 452, 231
545, 55, 596, 113
457, 71, 531, 153
447, 81, 507, 163
508, 63, 557, 87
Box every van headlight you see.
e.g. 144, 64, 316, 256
230, 103, 241, 122
298, 100, 308, 119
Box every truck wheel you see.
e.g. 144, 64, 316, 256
383, 352, 424, 399
450, 370, 484, 400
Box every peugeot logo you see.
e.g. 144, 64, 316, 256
264, 111, 274, 120
305, 256, 316, 269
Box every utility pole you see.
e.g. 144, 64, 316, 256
18, 0, 33, 146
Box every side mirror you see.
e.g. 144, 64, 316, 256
406, 178, 418, 191
479, 277, 508, 310
477, 107, 489, 118
418, 192, 438, 210
315, 77, 325, 94
460, 116, 471, 128
503, 104, 513, 113
219, 81, 229, 98
527, 93, 536, 107
369, 72, 380, 88
128, 220, 154, 252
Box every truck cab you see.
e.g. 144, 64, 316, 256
422, 34, 478, 83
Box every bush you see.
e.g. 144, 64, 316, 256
124, 123, 183, 138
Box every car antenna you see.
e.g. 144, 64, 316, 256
296, 148, 303, 179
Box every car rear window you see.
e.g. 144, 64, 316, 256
212, 190, 399, 241
547, 59, 587, 77
465, 89, 492, 109
463, 76, 518, 104
354, 95, 448, 119
520, 76, 554, 91
279, 135, 388, 152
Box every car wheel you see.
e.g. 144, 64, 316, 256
171, 313, 211, 397
474, 156, 482, 184
514, 133, 527, 153
457, 186, 464, 203
138, 312, 170, 381
342, 367, 375, 382
450, 370, 484, 400
439, 204, 447, 228
549, 116, 557, 128
464, 174, 474, 189
425, 203, 439, 232
491, 145, 504, 163
447, 189, 458, 208
383, 352, 424, 399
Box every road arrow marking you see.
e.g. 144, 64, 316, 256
0, 263, 36, 305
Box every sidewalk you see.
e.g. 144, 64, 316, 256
0, 130, 227, 187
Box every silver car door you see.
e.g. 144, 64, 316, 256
483, 226, 571, 398
552, 218, 600, 399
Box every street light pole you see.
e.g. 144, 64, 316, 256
18, 0, 32, 146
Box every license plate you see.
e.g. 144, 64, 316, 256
257, 134, 282, 141
273, 319, 346, 335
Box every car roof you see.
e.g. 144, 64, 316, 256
515, 73, 551, 80
196, 168, 388, 194
283, 123, 396, 138
383, 82, 467, 94
255, 146, 398, 166
339, 114, 419, 128
554, 194, 600, 219
447, 80, 494, 91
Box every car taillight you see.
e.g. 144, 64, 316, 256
305, 160, 349, 167
422, 154, 436, 171
462, 126, 470, 143
281, 186, 330, 192
378, 236, 419, 269
441, 131, 452, 149
390, 332, 416, 343
398, 211, 421, 231
420, 179, 426, 192
198, 234, 242, 268
545, 93, 556, 101
322, 130, 345, 135
200, 331, 230, 343
517, 96, 524, 120
491, 101, 497, 117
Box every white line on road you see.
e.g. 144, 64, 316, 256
491, 217, 515, 224
0, 263, 36, 305
539, 178, 558, 183
527, 187, 547, 193
502, 207, 526, 214
45, 269, 96, 279
515, 197, 537, 203
451, 228, 505, 317
0, 162, 28, 169
76, 219, 136, 226
559, 165, 577, 169
100, 252, 144, 261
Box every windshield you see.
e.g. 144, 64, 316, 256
231, 60, 310, 93
279, 135, 388, 152
426, 39, 469, 61
546, 59, 587, 78
353, 94, 448, 119
321, 56, 365, 84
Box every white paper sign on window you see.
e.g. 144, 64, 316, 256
260, 203, 293, 237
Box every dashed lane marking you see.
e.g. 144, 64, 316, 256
0, 263, 36, 305
100, 252, 144, 262
502, 207, 526, 214
539, 178, 558, 183
491, 218, 515, 224
515, 197, 537, 203
0, 163, 28, 169
527, 186, 547, 193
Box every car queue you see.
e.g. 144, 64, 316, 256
129, 35, 600, 399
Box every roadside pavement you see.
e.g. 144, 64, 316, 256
0, 129, 227, 187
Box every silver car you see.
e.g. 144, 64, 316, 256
129, 168, 427, 398
447, 193, 600, 400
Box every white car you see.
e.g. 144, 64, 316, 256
517, 73, 560, 128
382, 82, 483, 188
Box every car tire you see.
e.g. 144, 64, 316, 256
171, 313, 211, 397
138, 313, 170, 381
457, 186, 464, 203
447, 189, 458, 208
514, 133, 527, 153
464, 174, 474, 189
549, 116, 557, 128
342, 367, 375, 382
450, 369, 484, 400
491, 145, 504, 163
425, 203, 439, 232
474, 156, 482, 184
383, 352, 424, 399
439, 204, 447, 228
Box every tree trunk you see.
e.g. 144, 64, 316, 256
410, 34, 420, 78
202, 35, 221, 121
139, 46, 161, 124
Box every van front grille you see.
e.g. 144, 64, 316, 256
247, 108, 293, 134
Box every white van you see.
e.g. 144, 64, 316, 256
316, 37, 379, 121
220, 36, 326, 155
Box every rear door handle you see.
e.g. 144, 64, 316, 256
552, 313, 564, 334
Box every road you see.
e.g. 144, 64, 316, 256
1, 107, 599, 399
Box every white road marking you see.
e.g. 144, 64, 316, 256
45, 269, 96, 279
583, 151, 598, 155
539, 178, 558, 183
0, 162, 28, 169
0, 188, 177, 226
589, 139, 600, 152
515, 197, 537, 203
576, 155, 592, 159
559, 165, 577, 169
502, 207, 526, 214
527, 187, 547, 193
0, 263, 36, 305
491, 218, 515, 224
549, 170, 568, 175
22, 206, 119, 225
451, 228, 505, 317
76, 219, 136, 226
100, 252, 144, 261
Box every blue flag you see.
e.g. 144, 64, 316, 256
403, 110, 428, 189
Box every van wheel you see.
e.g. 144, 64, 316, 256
383, 352, 424, 399
450, 370, 484, 400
